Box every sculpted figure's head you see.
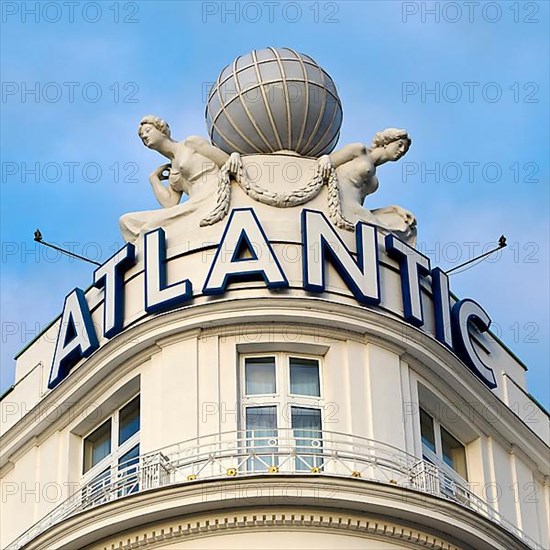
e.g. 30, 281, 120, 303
138, 115, 171, 149
371, 128, 411, 162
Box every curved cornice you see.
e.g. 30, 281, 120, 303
20, 476, 531, 550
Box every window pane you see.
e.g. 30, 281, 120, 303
118, 444, 140, 496
245, 357, 276, 395
291, 407, 322, 432
420, 409, 436, 453
83, 467, 111, 508
292, 407, 322, 470
119, 396, 140, 445
290, 357, 320, 396
246, 406, 277, 434
246, 406, 278, 470
119, 443, 140, 467
441, 427, 467, 479
84, 419, 112, 473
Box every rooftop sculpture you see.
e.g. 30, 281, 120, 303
120, 47, 416, 246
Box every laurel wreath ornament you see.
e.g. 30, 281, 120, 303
200, 153, 354, 230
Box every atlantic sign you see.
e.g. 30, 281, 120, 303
48, 208, 497, 390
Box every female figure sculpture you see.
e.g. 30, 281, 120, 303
325, 128, 411, 201
120, 118, 417, 247
320, 129, 417, 245
119, 115, 239, 243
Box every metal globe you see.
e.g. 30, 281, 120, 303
206, 47, 343, 157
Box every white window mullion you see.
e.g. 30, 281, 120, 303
112, 410, 119, 459
279, 354, 288, 433
115, 433, 140, 462
434, 419, 443, 458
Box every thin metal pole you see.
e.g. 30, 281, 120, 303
34, 232, 101, 266
446, 240, 507, 275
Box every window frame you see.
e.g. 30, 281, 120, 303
243, 355, 279, 398
419, 407, 468, 482
81, 395, 141, 488
83, 418, 112, 474
240, 353, 324, 425
241, 352, 323, 394
240, 353, 324, 472
288, 356, 322, 399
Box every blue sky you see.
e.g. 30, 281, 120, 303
1, 1, 548, 407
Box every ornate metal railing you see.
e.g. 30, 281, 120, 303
6, 430, 541, 549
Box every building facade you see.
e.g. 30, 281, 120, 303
1, 48, 549, 550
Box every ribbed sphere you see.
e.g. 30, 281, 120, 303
206, 47, 342, 157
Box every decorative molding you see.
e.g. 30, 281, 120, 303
156, 328, 202, 349
0, 459, 15, 478
200, 150, 353, 232
94, 510, 459, 550
16, 476, 533, 550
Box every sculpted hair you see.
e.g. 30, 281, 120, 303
371, 128, 411, 149
138, 115, 171, 138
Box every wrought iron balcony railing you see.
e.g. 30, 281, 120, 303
6, 429, 541, 550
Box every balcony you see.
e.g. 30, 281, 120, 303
6, 429, 541, 550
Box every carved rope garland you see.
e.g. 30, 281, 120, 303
200, 156, 354, 231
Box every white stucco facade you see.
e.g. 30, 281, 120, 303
1, 155, 549, 550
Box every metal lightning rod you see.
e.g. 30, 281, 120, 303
445, 235, 507, 275
33, 229, 101, 266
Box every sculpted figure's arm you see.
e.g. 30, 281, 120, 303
187, 136, 243, 181
185, 136, 231, 168
328, 143, 367, 167
149, 164, 183, 208
326, 129, 411, 170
